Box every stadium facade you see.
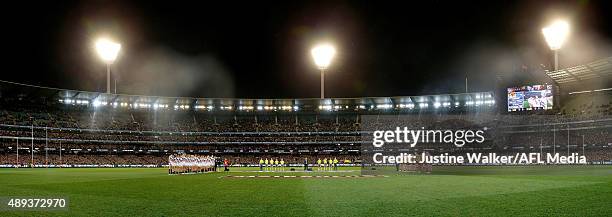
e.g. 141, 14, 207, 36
0, 57, 610, 167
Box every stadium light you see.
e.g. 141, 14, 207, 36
95, 37, 121, 94
542, 20, 569, 70
433, 102, 441, 108
311, 43, 336, 99
92, 99, 104, 107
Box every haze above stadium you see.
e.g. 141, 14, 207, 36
2, 0, 612, 98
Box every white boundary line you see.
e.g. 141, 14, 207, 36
221, 175, 389, 179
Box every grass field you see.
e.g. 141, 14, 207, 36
0, 166, 610, 216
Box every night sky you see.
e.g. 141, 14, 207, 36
1, 0, 611, 98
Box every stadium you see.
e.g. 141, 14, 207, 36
1, 1, 611, 217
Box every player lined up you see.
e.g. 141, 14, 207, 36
258, 158, 286, 171
316, 158, 339, 171
258, 157, 341, 171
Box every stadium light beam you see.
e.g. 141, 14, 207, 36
542, 20, 569, 70
95, 37, 121, 94
311, 43, 336, 99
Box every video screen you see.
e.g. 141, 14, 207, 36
507, 85, 553, 112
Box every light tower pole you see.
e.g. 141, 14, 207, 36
95, 37, 121, 94
311, 43, 336, 99
542, 19, 569, 111
542, 20, 570, 71
107, 64, 111, 94
320, 68, 325, 99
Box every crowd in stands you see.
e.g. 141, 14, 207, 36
560, 91, 612, 116
0, 154, 165, 166
0, 90, 610, 166
0, 153, 362, 166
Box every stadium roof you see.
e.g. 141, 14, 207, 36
546, 56, 612, 84
57, 90, 494, 110
0, 80, 495, 111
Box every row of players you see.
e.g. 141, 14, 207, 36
258, 158, 286, 171
257, 158, 341, 171
168, 154, 216, 174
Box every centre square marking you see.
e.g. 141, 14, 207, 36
221, 175, 389, 179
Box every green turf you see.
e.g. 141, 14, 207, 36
0, 166, 610, 216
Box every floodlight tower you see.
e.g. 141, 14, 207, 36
311, 43, 336, 99
95, 38, 121, 94
542, 20, 570, 71
542, 20, 569, 150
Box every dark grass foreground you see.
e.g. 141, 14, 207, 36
0, 166, 610, 216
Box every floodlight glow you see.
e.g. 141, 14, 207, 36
542, 20, 570, 50
239, 106, 254, 110
376, 104, 392, 109
311, 43, 336, 69
318, 105, 333, 110
92, 100, 103, 107
95, 38, 121, 63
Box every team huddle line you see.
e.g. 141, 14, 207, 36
258, 158, 341, 171
168, 154, 216, 174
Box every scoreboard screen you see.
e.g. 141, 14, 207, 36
507, 85, 553, 112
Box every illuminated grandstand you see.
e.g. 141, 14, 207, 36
58, 88, 495, 113
0, 80, 496, 112
545, 56, 612, 84
539, 56, 612, 116
0, 80, 609, 167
